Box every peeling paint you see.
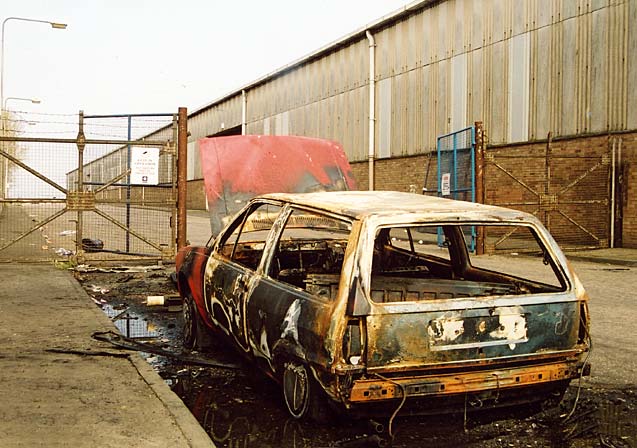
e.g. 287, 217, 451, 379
428, 313, 465, 343
489, 306, 528, 350
280, 299, 301, 343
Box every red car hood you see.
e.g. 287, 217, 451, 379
199, 135, 356, 235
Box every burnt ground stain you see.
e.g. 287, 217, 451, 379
79, 268, 637, 448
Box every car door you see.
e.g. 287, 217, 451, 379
204, 201, 284, 353
245, 207, 353, 371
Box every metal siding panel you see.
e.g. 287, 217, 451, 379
357, 86, 370, 162
453, 0, 465, 53
508, 32, 530, 142
490, 0, 507, 44
437, 1, 450, 60
187, 141, 196, 181
436, 60, 449, 137
171, 0, 628, 165
392, 72, 407, 156
406, 13, 418, 71
263, 117, 270, 135
590, 7, 608, 132
489, 41, 507, 143
512, 0, 529, 35
561, 17, 578, 135
471, 0, 484, 49
451, 53, 468, 131
536, 0, 553, 28
562, 0, 579, 20
407, 68, 421, 155
421, 64, 434, 151
422, 9, 434, 64
628, 0, 637, 129
469, 48, 484, 125
533, 26, 552, 139
591, 0, 609, 11
378, 77, 392, 158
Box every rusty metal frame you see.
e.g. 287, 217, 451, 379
0, 110, 184, 262
484, 134, 611, 251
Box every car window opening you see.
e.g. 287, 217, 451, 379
369, 224, 567, 304
268, 209, 351, 298
219, 203, 284, 271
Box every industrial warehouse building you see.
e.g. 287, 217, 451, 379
70, 0, 637, 249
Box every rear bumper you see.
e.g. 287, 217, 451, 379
348, 360, 587, 403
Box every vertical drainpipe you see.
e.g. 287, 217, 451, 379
366, 30, 376, 191
241, 90, 247, 135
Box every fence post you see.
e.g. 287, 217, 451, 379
170, 114, 178, 256
76, 110, 86, 263
475, 121, 485, 255
177, 107, 188, 250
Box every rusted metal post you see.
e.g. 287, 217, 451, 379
474, 121, 485, 255
170, 114, 178, 256
545, 132, 552, 231
76, 110, 86, 262
177, 107, 188, 250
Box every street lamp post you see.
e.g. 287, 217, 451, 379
4, 97, 41, 110
1, 17, 67, 111
0, 17, 65, 199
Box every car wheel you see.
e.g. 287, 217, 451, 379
282, 361, 330, 422
182, 294, 197, 349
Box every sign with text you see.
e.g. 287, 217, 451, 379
441, 172, 451, 196
130, 147, 160, 185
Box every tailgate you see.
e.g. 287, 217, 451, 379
365, 299, 581, 368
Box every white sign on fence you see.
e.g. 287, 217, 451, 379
130, 147, 160, 185
441, 172, 451, 196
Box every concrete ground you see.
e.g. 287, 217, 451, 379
0, 264, 214, 448
0, 242, 634, 447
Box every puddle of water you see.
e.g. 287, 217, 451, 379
101, 303, 160, 339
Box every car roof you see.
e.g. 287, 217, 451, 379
260, 191, 534, 222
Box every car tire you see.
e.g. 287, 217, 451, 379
182, 294, 198, 350
183, 294, 216, 351
282, 361, 330, 422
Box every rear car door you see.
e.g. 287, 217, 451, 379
245, 207, 352, 371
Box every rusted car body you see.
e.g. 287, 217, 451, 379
176, 191, 591, 420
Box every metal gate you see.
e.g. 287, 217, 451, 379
483, 134, 611, 252
436, 126, 476, 251
0, 110, 181, 263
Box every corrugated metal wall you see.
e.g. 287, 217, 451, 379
175, 0, 636, 177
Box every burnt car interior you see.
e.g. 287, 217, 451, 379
219, 202, 568, 305
268, 209, 351, 294
367, 224, 568, 303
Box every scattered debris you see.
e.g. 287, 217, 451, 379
91, 331, 240, 369
74, 264, 163, 273
59, 230, 76, 236
147, 296, 165, 306
90, 285, 110, 295
55, 248, 74, 257
81, 238, 104, 252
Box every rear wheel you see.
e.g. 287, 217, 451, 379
182, 294, 197, 349
282, 361, 330, 422
183, 294, 216, 351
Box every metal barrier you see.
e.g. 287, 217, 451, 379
0, 110, 185, 263
436, 126, 476, 251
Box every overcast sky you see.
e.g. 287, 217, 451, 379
3, 0, 409, 118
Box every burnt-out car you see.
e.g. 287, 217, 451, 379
175, 191, 591, 420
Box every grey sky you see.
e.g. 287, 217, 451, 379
3, 0, 409, 117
